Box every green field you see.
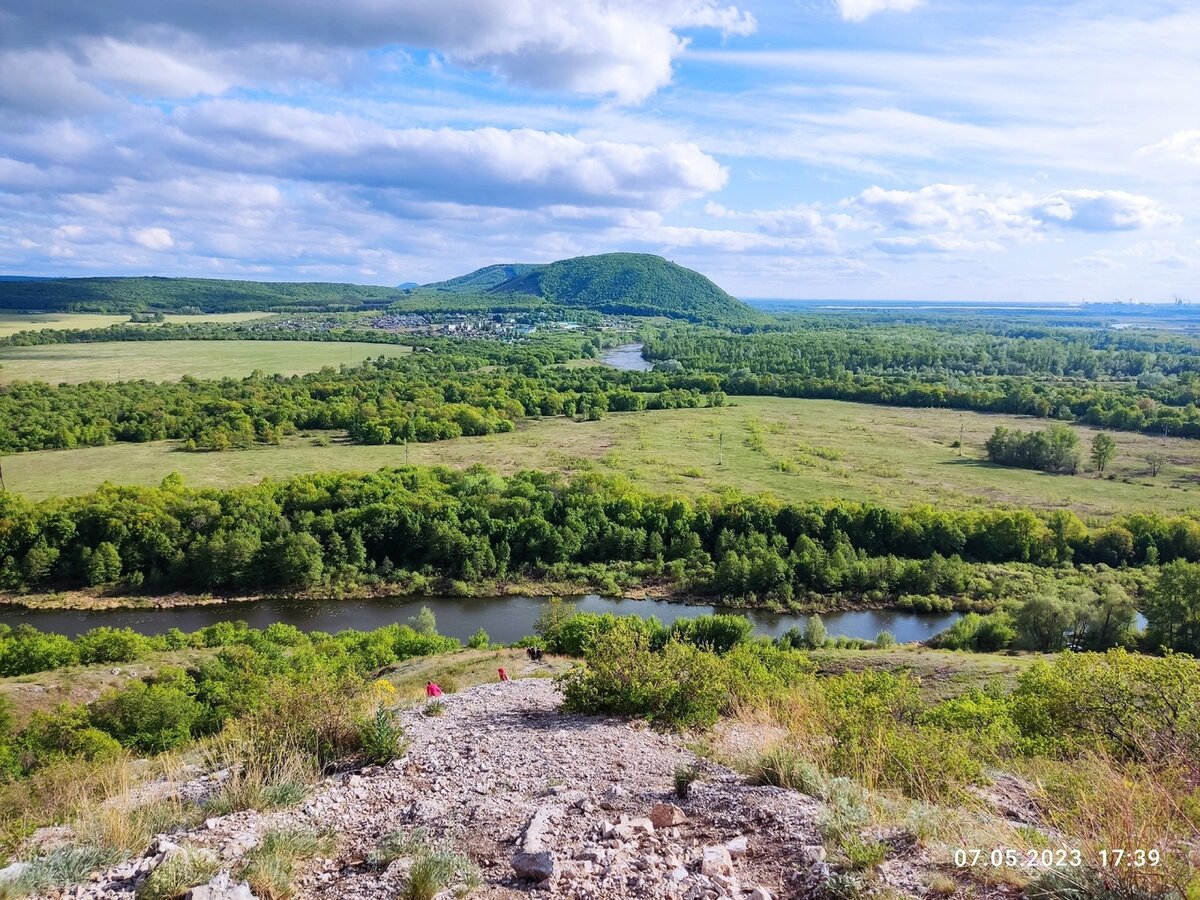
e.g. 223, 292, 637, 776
0, 311, 273, 338
0, 339, 409, 383
7, 396, 1200, 518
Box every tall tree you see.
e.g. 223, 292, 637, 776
1090, 432, 1117, 474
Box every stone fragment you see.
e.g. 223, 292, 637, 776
0, 862, 30, 885
512, 850, 557, 881
799, 844, 827, 864
650, 803, 688, 828
627, 817, 655, 834
185, 871, 255, 900
725, 836, 748, 858
700, 846, 733, 878
599, 784, 629, 809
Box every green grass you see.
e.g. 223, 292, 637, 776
0, 339, 409, 383
0, 312, 272, 338
0, 649, 215, 726
803, 647, 1037, 701
7, 397, 1200, 518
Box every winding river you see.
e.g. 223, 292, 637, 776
0, 594, 961, 645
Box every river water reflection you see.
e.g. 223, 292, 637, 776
0, 594, 962, 644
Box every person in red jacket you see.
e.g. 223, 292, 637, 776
498, 667, 510, 682
425, 681, 443, 697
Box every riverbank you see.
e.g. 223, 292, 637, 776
0, 577, 981, 615
0, 592, 967, 647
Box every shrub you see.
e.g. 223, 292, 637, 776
1010, 650, 1200, 762
466, 628, 489, 650
667, 614, 753, 654
558, 628, 728, 728
88, 670, 203, 753
828, 677, 986, 801
75, 627, 150, 665
19, 703, 123, 765
802, 615, 827, 649
409, 606, 437, 637
358, 708, 406, 765
226, 671, 369, 769
873, 631, 896, 649
0, 626, 79, 676
931, 611, 1015, 651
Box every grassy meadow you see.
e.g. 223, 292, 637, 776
7, 396, 1200, 518
0, 339, 409, 383
0, 311, 273, 338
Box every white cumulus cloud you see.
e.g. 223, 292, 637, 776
836, 0, 922, 24
130, 227, 174, 250
1138, 130, 1200, 165
0, 1, 756, 106
166, 102, 727, 210
1032, 189, 1180, 232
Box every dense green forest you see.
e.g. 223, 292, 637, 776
0, 278, 403, 313
2, 466, 1198, 654
642, 322, 1200, 438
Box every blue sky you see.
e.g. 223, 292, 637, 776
0, 0, 1197, 299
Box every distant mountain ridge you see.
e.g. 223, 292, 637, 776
0, 276, 400, 313
0, 253, 755, 325
424, 252, 755, 325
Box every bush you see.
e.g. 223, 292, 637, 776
88, 670, 203, 753
19, 703, 123, 765
409, 606, 437, 637
547, 611, 665, 657
931, 611, 1015, 652
358, 708, 406, 765
1010, 650, 1200, 762
466, 627, 489, 650
75, 627, 151, 665
221, 671, 369, 770
0, 626, 79, 676
559, 627, 728, 728
667, 614, 753, 653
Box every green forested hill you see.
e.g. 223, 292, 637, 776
426, 253, 758, 325
424, 263, 541, 293
0, 277, 401, 313
1, 254, 755, 324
